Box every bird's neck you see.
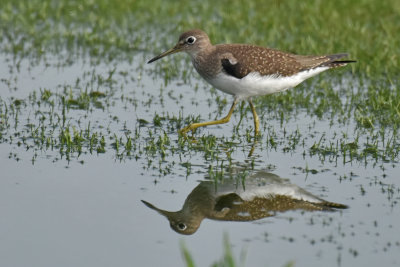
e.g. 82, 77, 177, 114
189, 45, 219, 80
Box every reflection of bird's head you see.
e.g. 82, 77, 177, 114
141, 200, 201, 235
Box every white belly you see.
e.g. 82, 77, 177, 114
212, 177, 325, 204
207, 67, 329, 99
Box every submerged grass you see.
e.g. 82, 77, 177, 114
1, 2, 399, 266
181, 234, 295, 267
0, 0, 399, 78
1, 0, 399, 131
0, 0, 399, 166
181, 234, 245, 267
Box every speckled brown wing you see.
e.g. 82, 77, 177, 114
211, 195, 348, 222
218, 44, 355, 79
218, 44, 304, 78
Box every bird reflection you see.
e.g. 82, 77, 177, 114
142, 169, 348, 235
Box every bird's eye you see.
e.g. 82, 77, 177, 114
177, 222, 187, 230
186, 36, 196, 44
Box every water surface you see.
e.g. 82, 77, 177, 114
0, 51, 399, 267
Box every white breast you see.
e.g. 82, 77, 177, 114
207, 67, 329, 99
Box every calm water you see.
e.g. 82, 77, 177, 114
0, 53, 399, 267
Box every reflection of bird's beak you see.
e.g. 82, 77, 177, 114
141, 200, 174, 218
147, 45, 182, 63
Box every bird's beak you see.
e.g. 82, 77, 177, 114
141, 200, 174, 218
147, 44, 182, 63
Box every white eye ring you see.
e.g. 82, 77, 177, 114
177, 222, 187, 230
186, 36, 196, 44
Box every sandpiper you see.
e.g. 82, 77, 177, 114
148, 29, 355, 136
142, 170, 347, 235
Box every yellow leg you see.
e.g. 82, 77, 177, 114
248, 99, 260, 136
179, 98, 239, 135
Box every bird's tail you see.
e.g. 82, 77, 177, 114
296, 53, 356, 70
318, 200, 349, 210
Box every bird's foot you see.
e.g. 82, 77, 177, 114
179, 124, 196, 135
178, 124, 199, 142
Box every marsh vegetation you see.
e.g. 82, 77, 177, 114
1, 0, 399, 266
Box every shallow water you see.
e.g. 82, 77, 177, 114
0, 53, 399, 267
